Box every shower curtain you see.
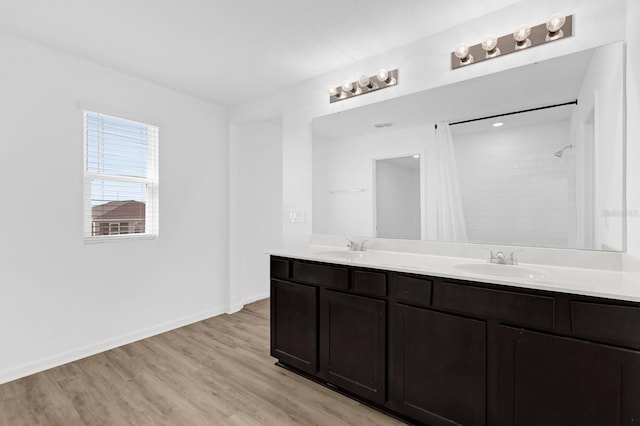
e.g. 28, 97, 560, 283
428, 122, 468, 242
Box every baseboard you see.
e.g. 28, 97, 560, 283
243, 292, 269, 306
226, 303, 244, 314
226, 292, 270, 314
0, 306, 226, 385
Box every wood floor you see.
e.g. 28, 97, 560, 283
0, 299, 405, 425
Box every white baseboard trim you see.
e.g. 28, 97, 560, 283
226, 292, 270, 314
0, 306, 226, 385
243, 292, 269, 306
226, 303, 244, 314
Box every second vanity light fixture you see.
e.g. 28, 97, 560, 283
452, 13, 573, 69
327, 69, 398, 103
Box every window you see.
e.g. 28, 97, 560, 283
83, 111, 159, 242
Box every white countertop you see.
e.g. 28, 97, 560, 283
268, 245, 640, 303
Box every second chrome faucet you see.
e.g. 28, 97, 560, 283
347, 239, 367, 252
487, 250, 518, 265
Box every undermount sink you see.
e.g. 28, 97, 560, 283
315, 250, 369, 261
454, 263, 546, 280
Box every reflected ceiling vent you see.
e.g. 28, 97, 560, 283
374, 122, 393, 128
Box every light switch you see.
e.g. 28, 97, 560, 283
288, 209, 306, 223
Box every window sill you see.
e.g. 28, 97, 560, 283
84, 234, 158, 244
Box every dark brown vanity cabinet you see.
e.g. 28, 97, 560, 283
320, 290, 386, 404
389, 303, 486, 426
270, 256, 640, 426
498, 327, 640, 426
270, 257, 387, 404
270, 279, 318, 374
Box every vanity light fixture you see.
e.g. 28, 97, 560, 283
451, 14, 573, 69
328, 69, 398, 103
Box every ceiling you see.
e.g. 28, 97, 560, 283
0, 0, 522, 107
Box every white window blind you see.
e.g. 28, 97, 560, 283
83, 111, 159, 242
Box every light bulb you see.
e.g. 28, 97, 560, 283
546, 13, 566, 33
513, 25, 532, 50
342, 81, 354, 92
377, 69, 396, 85
481, 35, 498, 52
492, 122, 504, 127
454, 44, 474, 65
514, 25, 531, 42
546, 13, 566, 41
454, 44, 469, 60
482, 35, 500, 58
358, 74, 377, 90
327, 86, 338, 97
359, 74, 371, 87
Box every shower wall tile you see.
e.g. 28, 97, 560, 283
453, 120, 575, 248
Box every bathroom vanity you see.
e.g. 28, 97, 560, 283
269, 248, 640, 426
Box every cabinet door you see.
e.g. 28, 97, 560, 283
320, 290, 386, 404
498, 326, 640, 426
389, 304, 487, 426
270, 280, 318, 374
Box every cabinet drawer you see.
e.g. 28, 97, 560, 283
433, 281, 555, 330
353, 270, 387, 298
571, 301, 640, 349
292, 261, 349, 289
270, 257, 290, 280
394, 274, 432, 308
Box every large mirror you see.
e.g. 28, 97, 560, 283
312, 42, 625, 251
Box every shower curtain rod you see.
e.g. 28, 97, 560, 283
435, 99, 578, 129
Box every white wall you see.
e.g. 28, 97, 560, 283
626, 0, 640, 256
0, 33, 228, 383
571, 42, 625, 251
313, 126, 427, 237
231, 0, 629, 253
453, 121, 574, 248
228, 121, 283, 312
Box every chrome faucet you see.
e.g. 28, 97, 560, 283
487, 250, 519, 265
346, 239, 367, 252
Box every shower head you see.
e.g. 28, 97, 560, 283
554, 144, 574, 157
